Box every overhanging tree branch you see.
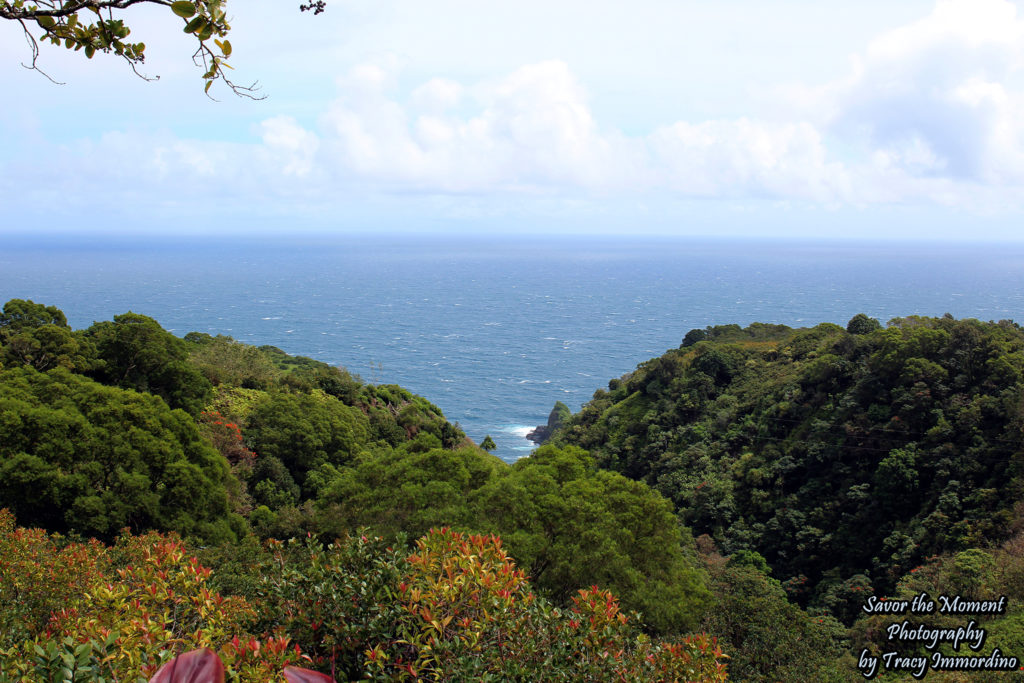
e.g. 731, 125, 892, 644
1, 0, 327, 97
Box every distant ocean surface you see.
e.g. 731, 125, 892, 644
3, 234, 1024, 462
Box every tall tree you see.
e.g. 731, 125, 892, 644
85, 312, 212, 415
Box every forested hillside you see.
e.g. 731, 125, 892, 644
543, 315, 1024, 618
0, 298, 758, 681
9, 298, 1024, 680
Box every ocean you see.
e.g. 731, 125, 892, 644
3, 234, 1024, 462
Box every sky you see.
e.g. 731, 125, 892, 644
3, 0, 1024, 239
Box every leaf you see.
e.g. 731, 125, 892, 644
149, 648, 225, 683
171, 1, 197, 18
205, 81, 212, 94
183, 16, 206, 34
283, 667, 334, 683
220, 39, 231, 57
36, 15, 55, 30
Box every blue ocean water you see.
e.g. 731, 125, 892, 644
3, 234, 1024, 462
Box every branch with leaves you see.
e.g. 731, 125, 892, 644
1, 0, 327, 97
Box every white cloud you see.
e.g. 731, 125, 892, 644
9, 0, 1024, 231
411, 78, 463, 112
647, 119, 850, 201
320, 59, 641, 192
305, 3, 1024, 208
823, 0, 1024, 194
315, 59, 845, 200
259, 116, 320, 177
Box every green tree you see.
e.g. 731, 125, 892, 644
480, 435, 496, 452
552, 315, 1024, 612
681, 328, 708, 347
186, 334, 280, 389
85, 312, 212, 415
0, 300, 95, 372
317, 445, 500, 540
702, 564, 848, 682
244, 391, 369, 495
472, 445, 711, 634
0, 299, 68, 334
846, 313, 881, 335
0, 366, 238, 542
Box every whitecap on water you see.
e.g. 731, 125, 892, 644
499, 425, 535, 439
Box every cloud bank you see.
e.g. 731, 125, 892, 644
6, 0, 1024, 230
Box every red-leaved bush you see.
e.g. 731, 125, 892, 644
0, 514, 728, 682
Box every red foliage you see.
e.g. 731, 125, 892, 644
149, 648, 225, 683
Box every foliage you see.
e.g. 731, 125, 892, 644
149, 648, 334, 683
317, 445, 500, 540
357, 384, 463, 448
17, 300, 978, 679
0, 322, 94, 373
253, 533, 409, 680
85, 312, 212, 416
315, 442, 708, 634
0, 509, 108, 648
849, 531, 1024, 678
471, 444, 711, 634
0, 299, 471, 548
0, 0, 261, 96
365, 527, 729, 682
197, 410, 257, 516
846, 313, 882, 335
550, 316, 1024, 618
187, 335, 282, 390
256, 346, 362, 405
150, 648, 226, 683
0, 516, 729, 682
0, 515, 307, 682
199, 411, 257, 468
681, 322, 793, 348
701, 558, 850, 681
0, 298, 94, 373
0, 366, 238, 542
0, 299, 68, 332
244, 390, 369, 500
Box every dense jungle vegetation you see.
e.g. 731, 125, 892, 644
2, 298, 1024, 680
537, 313, 1024, 680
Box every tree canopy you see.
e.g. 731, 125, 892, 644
547, 316, 1024, 616
0, 365, 238, 542
2, 299, 895, 677
85, 311, 213, 416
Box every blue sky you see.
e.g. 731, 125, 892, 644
3, 0, 1024, 239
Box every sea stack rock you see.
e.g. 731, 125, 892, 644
527, 400, 571, 444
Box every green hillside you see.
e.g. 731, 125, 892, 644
11, 298, 1024, 679
543, 315, 1024, 618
